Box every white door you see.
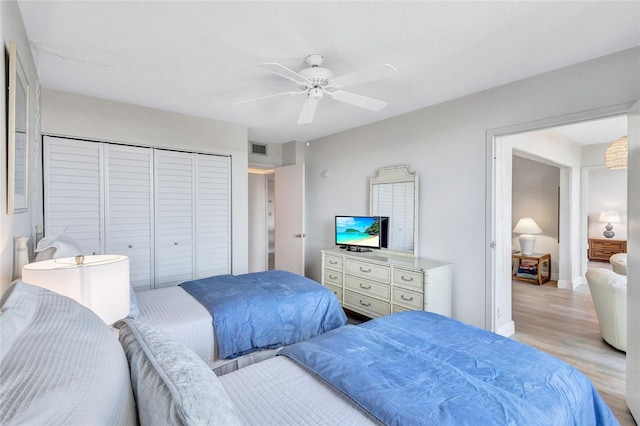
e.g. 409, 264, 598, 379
43, 136, 103, 256
104, 144, 154, 290
627, 100, 640, 420
274, 163, 305, 275
194, 154, 231, 279
154, 150, 195, 287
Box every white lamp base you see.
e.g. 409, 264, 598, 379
519, 234, 536, 256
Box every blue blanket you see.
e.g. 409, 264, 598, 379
180, 270, 346, 359
280, 311, 618, 426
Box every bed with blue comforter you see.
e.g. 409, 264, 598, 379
180, 270, 346, 359
279, 311, 618, 426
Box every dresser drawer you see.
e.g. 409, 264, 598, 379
345, 259, 390, 283
344, 290, 391, 318
592, 249, 622, 259
324, 269, 343, 286
393, 287, 423, 310
392, 304, 411, 314
345, 275, 390, 301
325, 284, 343, 303
324, 255, 343, 271
393, 268, 423, 291
591, 240, 626, 250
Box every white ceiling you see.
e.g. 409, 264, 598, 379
18, 1, 640, 144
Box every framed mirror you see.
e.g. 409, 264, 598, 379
370, 165, 418, 257
7, 40, 29, 214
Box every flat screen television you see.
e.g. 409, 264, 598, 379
335, 216, 388, 251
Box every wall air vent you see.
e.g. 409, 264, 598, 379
251, 143, 268, 156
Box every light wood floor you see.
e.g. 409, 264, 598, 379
512, 280, 636, 425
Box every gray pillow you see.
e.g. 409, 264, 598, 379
116, 319, 242, 426
0, 281, 137, 425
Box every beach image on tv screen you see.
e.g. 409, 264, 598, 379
336, 216, 380, 247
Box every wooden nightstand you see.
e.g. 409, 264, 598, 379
512, 253, 551, 286
588, 238, 627, 262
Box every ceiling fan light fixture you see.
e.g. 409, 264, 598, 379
309, 87, 323, 99
604, 136, 627, 170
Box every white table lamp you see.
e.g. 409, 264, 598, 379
599, 210, 620, 239
513, 217, 543, 256
22, 255, 130, 325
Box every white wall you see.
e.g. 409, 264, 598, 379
582, 143, 628, 241
304, 47, 640, 329
38, 89, 249, 280
512, 155, 560, 279
1, 1, 40, 292
248, 173, 267, 272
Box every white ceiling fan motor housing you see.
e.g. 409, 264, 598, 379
299, 66, 334, 90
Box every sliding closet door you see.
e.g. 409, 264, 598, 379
195, 154, 231, 278
104, 144, 154, 290
154, 150, 195, 288
43, 136, 103, 255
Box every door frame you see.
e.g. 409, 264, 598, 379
485, 102, 636, 333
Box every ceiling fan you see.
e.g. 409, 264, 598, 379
236, 54, 399, 124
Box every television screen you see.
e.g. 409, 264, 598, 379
335, 216, 382, 249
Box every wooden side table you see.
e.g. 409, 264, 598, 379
512, 253, 551, 286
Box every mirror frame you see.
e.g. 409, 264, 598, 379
370, 165, 419, 257
7, 40, 29, 214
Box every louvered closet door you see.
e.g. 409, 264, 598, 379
195, 154, 231, 278
154, 150, 195, 287
104, 144, 154, 290
43, 136, 103, 255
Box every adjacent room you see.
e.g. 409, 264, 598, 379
1, 1, 639, 425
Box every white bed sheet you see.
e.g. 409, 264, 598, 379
219, 356, 378, 425
135, 286, 279, 374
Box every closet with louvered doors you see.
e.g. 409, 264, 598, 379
43, 136, 231, 290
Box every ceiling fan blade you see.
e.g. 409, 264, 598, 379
260, 63, 310, 86
330, 90, 388, 111
234, 90, 304, 106
331, 64, 399, 88
297, 96, 319, 124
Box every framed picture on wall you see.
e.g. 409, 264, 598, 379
7, 40, 29, 214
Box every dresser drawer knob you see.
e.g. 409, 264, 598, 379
329, 260, 337, 264
359, 267, 371, 273
329, 274, 338, 280
128, 244, 133, 248
359, 283, 372, 290
401, 275, 414, 282
359, 300, 372, 307
400, 294, 414, 302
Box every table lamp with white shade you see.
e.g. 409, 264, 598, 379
512, 217, 543, 256
599, 209, 621, 239
22, 255, 130, 325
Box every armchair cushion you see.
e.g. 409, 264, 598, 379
609, 253, 627, 275
585, 268, 627, 352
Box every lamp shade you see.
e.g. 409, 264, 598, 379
22, 255, 130, 325
512, 217, 543, 234
604, 136, 627, 170
599, 210, 621, 223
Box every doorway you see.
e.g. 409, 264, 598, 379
486, 108, 631, 336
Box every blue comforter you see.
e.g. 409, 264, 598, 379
180, 270, 346, 359
280, 311, 618, 426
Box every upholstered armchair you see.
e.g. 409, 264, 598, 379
609, 253, 627, 275
585, 268, 627, 352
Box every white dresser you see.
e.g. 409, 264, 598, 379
321, 248, 452, 318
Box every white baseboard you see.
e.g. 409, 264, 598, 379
496, 320, 515, 337
557, 277, 584, 289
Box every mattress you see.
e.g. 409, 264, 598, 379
219, 356, 378, 425
135, 287, 278, 374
